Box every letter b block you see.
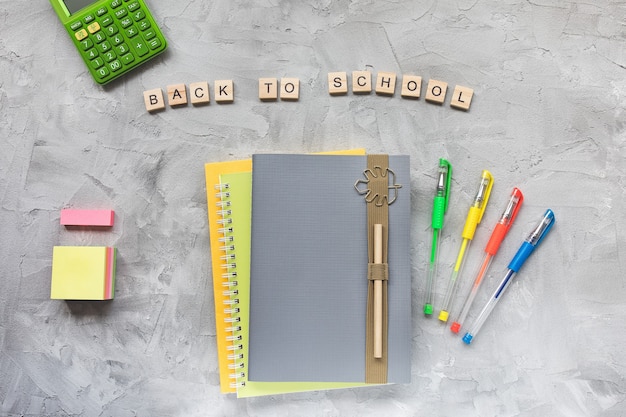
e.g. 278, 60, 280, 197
143, 88, 165, 112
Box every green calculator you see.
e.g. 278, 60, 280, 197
50, 0, 167, 85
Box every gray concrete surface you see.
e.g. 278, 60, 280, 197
1, 1, 625, 416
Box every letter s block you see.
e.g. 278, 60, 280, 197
328, 72, 348, 95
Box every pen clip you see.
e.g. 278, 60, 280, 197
473, 170, 494, 224
438, 159, 452, 213
527, 209, 555, 247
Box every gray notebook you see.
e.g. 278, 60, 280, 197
248, 154, 411, 383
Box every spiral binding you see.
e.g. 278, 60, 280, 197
215, 182, 245, 389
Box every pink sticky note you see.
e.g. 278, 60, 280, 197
60, 209, 114, 227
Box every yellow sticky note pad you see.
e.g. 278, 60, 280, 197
51, 246, 116, 300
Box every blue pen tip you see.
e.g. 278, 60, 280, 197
462, 333, 473, 344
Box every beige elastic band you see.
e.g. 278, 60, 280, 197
364, 154, 389, 384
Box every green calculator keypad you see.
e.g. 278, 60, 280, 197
63, 0, 166, 85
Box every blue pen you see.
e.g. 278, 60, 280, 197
462, 209, 555, 345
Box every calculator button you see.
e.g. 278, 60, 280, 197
111, 34, 124, 45
91, 57, 104, 69
105, 24, 119, 36
79, 38, 94, 50
87, 22, 101, 34
121, 52, 135, 65
125, 26, 138, 38
138, 20, 151, 31
142, 29, 156, 40
109, 59, 122, 72
96, 7, 108, 16
101, 15, 114, 26
94, 32, 106, 43
131, 39, 149, 57
132, 10, 145, 22
70, 21, 82, 31
86, 48, 99, 59
97, 40, 113, 53
115, 43, 129, 55
119, 17, 133, 28
75, 29, 88, 41
127, 1, 140, 12
84, 14, 95, 24
103, 50, 117, 62
110, 0, 122, 8
96, 66, 110, 79
147, 38, 162, 50
114, 8, 128, 19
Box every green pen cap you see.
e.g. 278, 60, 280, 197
432, 159, 452, 229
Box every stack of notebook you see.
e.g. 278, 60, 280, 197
205, 151, 412, 397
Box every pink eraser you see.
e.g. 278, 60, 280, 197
60, 209, 114, 227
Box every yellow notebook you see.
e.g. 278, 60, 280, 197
204, 150, 366, 396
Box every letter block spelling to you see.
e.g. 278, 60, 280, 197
328, 72, 348, 95
375, 71, 397, 96
280, 78, 300, 101
167, 83, 188, 106
450, 85, 474, 111
259, 78, 278, 101
425, 79, 448, 104
215, 80, 234, 103
143, 88, 165, 112
189, 81, 210, 105
352, 70, 372, 94
401, 75, 422, 99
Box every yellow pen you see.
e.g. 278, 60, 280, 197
438, 170, 493, 322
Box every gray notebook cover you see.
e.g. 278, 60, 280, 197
248, 154, 411, 383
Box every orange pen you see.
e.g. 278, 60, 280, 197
450, 187, 523, 334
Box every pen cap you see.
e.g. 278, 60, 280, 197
461, 170, 493, 240
484, 188, 524, 255
508, 209, 555, 272
439, 159, 452, 213
432, 159, 452, 229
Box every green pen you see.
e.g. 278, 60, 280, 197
424, 159, 452, 315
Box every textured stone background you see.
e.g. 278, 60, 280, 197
1, 1, 625, 416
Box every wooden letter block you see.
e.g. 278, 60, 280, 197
328, 72, 348, 95
215, 80, 234, 103
401, 75, 422, 99
189, 81, 210, 105
450, 85, 474, 111
167, 83, 188, 106
143, 88, 165, 112
352, 71, 372, 94
259, 78, 278, 101
375, 71, 397, 96
425, 79, 448, 104
280, 78, 300, 101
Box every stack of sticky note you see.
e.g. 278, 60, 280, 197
51, 209, 117, 300
51, 246, 116, 300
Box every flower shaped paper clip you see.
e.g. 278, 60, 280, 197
354, 166, 403, 206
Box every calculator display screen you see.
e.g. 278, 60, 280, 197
63, 0, 96, 15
